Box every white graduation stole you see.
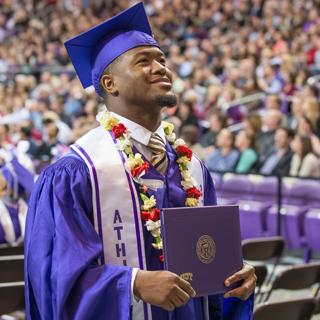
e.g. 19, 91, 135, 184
0, 200, 16, 244
0, 198, 27, 244
72, 125, 205, 320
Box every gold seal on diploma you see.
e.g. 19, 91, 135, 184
196, 235, 216, 264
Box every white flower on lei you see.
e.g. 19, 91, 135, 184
173, 138, 186, 149
177, 156, 190, 167
145, 219, 161, 232
180, 169, 198, 189
152, 241, 163, 250
162, 121, 174, 135
141, 195, 157, 211
96, 110, 118, 130
185, 197, 199, 207
116, 134, 132, 152
166, 132, 176, 144
181, 177, 198, 190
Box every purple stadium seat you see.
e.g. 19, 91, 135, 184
304, 208, 320, 253
249, 175, 278, 203
236, 175, 278, 239
266, 204, 308, 249
219, 173, 253, 203
282, 178, 320, 206
265, 178, 319, 257
239, 202, 266, 239
304, 181, 320, 208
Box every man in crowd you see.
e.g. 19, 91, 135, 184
259, 127, 294, 176
257, 109, 283, 164
205, 128, 239, 173
25, 3, 255, 319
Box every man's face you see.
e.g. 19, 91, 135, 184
106, 46, 176, 109
217, 129, 232, 148
275, 129, 289, 149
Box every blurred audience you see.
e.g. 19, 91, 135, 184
0, 0, 319, 179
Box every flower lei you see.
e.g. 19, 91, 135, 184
97, 111, 202, 262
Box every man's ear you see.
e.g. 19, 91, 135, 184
100, 73, 119, 96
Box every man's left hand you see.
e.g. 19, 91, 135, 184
223, 263, 256, 300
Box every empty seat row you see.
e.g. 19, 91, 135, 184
212, 173, 320, 257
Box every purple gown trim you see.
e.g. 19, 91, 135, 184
195, 155, 205, 199
73, 143, 105, 264
109, 132, 149, 320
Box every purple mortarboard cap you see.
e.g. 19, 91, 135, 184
64, 2, 158, 96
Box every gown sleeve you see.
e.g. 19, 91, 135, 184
202, 166, 254, 320
24, 156, 132, 320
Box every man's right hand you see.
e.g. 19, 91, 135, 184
133, 270, 196, 311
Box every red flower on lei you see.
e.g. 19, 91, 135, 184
131, 161, 149, 178
141, 208, 160, 222
112, 123, 127, 139
186, 187, 202, 199
176, 145, 192, 160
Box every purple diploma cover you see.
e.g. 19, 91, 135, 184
161, 205, 243, 297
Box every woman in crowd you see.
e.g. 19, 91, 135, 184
243, 113, 262, 140
301, 96, 319, 134
297, 115, 320, 156
205, 128, 239, 173
234, 130, 258, 173
290, 134, 320, 178
176, 100, 199, 133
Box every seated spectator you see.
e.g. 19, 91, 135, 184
257, 64, 285, 94
18, 121, 38, 158
234, 130, 258, 173
42, 111, 73, 145
34, 119, 68, 163
243, 113, 262, 139
286, 94, 304, 131
200, 111, 227, 147
180, 124, 209, 161
297, 115, 320, 155
176, 100, 199, 133
266, 94, 282, 110
290, 134, 320, 178
259, 127, 294, 176
205, 128, 239, 173
257, 109, 283, 164
301, 96, 319, 132
258, 94, 282, 118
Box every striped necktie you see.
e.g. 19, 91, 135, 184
147, 133, 168, 175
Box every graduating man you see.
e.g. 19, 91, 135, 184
25, 3, 255, 319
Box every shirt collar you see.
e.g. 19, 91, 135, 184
110, 112, 166, 146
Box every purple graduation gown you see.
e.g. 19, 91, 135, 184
25, 143, 253, 320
